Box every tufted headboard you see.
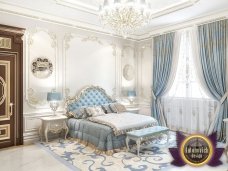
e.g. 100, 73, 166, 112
65, 85, 116, 112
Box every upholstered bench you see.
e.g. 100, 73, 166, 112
126, 126, 169, 156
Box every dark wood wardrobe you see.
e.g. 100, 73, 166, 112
0, 25, 24, 148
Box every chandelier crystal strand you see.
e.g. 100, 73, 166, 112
99, 0, 152, 37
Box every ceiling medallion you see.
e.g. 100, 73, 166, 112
99, 0, 152, 37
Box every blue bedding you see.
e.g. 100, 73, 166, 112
65, 86, 155, 153
67, 118, 128, 152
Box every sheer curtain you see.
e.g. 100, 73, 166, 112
162, 29, 218, 134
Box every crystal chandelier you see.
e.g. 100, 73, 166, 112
99, 0, 152, 37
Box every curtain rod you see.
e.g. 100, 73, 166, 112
149, 16, 227, 38
151, 25, 192, 38
197, 17, 227, 26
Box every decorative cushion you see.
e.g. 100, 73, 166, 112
69, 107, 88, 119
113, 103, 126, 113
101, 104, 113, 114
65, 112, 74, 118
86, 106, 105, 117
109, 103, 118, 113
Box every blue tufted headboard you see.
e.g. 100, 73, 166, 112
65, 85, 116, 112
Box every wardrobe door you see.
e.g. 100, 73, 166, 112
0, 54, 15, 148
0, 25, 24, 148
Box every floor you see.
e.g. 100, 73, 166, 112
0, 145, 70, 171
0, 144, 227, 171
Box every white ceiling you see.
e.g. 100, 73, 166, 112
0, 0, 228, 39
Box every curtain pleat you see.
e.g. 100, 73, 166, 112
198, 19, 228, 141
152, 32, 176, 126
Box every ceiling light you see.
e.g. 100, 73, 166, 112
99, 0, 152, 37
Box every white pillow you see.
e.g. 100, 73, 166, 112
86, 106, 105, 117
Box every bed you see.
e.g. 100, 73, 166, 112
65, 85, 158, 154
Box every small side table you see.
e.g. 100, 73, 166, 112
223, 118, 228, 162
39, 115, 69, 143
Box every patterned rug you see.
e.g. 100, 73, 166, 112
39, 134, 176, 171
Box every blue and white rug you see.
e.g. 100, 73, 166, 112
39, 134, 175, 171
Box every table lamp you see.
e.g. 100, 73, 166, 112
47, 90, 62, 116
127, 90, 136, 104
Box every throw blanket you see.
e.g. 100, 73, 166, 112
87, 112, 158, 136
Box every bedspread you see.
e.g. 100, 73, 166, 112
87, 112, 158, 136
67, 118, 126, 153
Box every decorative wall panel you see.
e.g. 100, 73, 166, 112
63, 34, 117, 98
140, 44, 152, 103
0, 124, 10, 141
0, 37, 11, 49
25, 28, 58, 108
0, 60, 10, 121
121, 46, 136, 97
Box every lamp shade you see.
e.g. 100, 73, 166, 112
127, 90, 136, 97
47, 92, 62, 101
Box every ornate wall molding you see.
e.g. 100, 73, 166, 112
62, 32, 73, 98
25, 28, 58, 108
62, 33, 120, 99
138, 43, 152, 102
121, 45, 136, 97
81, 36, 103, 45
123, 64, 135, 81
26, 88, 47, 107
64, 33, 74, 50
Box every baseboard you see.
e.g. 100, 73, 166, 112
23, 131, 66, 145
24, 137, 40, 145
23, 131, 40, 145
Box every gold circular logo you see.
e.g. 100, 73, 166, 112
180, 134, 214, 167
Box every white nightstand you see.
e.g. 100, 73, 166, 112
39, 115, 69, 143
223, 118, 228, 162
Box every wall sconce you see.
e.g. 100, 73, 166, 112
127, 90, 136, 104
47, 90, 62, 116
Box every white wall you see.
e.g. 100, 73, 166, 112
137, 41, 153, 116
0, 12, 138, 144
64, 35, 116, 96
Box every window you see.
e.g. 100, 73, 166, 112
162, 29, 217, 134
166, 30, 209, 99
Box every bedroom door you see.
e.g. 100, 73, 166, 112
0, 25, 24, 148
0, 54, 15, 148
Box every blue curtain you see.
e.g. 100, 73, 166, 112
198, 20, 228, 141
152, 32, 175, 126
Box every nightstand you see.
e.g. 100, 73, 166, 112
39, 115, 69, 143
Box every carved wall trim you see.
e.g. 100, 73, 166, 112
121, 45, 136, 97
25, 28, 58, 108
81, 36, 103, 45
62, 32, 73, 98
62, 33, 119, 99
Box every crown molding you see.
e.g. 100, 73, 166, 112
55, 0, 98, 15
0, 0, 200, 41
137, 8, 228, 42
0, 1, 138, 41
0, 1, 101, 31
149, 0, 200, 19
55, 0, 200, 18
0, 0, 227, 42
